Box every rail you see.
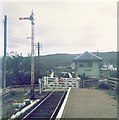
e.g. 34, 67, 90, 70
22, 90, 55, 120
50, 90, 67, 120
21, 89, 67, 119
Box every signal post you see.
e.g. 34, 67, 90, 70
19, 11, 35, 99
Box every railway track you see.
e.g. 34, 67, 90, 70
22, 90, 67, 119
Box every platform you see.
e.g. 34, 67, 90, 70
61, 88, 117, 118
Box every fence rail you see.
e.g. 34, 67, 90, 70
2, 84, 39, 95
107, 77, 119, 90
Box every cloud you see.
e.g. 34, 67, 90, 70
1, 1, 117, 56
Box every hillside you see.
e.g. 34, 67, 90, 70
4, 51, 117, 87
39, 53, 78, 68
39, 51, 117, 69
93, 52, 117, 67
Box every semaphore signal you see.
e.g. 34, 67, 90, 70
19, 10, 35, 100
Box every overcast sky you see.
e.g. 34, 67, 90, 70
0, 0, 117, 56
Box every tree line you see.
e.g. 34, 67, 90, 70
2, 52, 50, 87
2, 51, 118, 87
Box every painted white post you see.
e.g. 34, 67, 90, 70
38, 79, 41, 94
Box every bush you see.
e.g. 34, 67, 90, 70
98, 82, 112, 90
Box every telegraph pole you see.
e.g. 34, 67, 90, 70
3, 15, 7, 88
35, 42, 42, 94
35, 42, 42, 78
19, 11, 35, 99
37, 42, 40, 80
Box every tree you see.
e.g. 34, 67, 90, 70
5, 52, 31, 86
98, 82, 112, 90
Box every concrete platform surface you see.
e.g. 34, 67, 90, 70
61, 88, 117, 118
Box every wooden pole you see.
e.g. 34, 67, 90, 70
3, 15, 7, 88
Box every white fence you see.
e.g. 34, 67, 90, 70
43, 77, 80, 89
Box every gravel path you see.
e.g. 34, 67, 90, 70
62, 88, 117, 118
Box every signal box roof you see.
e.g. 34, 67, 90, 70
74, 51, 102, 61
